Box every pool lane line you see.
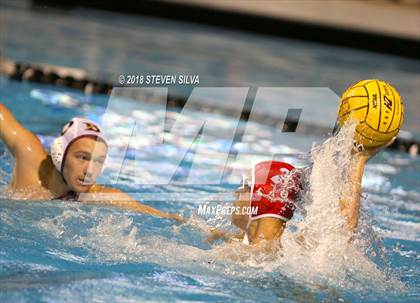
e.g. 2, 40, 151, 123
0, 57, 417, 156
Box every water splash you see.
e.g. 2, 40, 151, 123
276, 119, 405, 293
182, 119, 406, 295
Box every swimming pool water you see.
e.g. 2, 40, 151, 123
0, 76, 419, 302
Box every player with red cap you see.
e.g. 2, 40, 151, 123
207, 160, 302, 246
235, 160, 301, 245
208, 144, 392, 246
209, 150, 380, 247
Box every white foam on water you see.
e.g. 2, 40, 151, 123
24, 185, 404, 302
279, 120, 357, 271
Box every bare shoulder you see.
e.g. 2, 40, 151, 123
11, 154, 54, 190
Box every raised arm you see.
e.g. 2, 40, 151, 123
339, 154, 367, 230
339, 140, 394, 230
0, 103, 46, 160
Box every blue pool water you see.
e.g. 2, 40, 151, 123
0, 76, 419, 302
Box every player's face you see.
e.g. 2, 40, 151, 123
62, 137, 107, 193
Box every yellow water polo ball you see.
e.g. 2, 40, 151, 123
338, 79, 404, 147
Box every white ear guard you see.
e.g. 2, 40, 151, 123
51, 136, 65, 173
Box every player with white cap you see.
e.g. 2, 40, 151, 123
0, 103, 183, 222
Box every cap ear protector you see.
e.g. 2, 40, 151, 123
51, 118, 108, 175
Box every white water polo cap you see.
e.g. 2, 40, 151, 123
51, 118, 108, 174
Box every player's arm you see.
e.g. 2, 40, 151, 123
206, 228, 245, 244
0, 103, 46, 161
339, 139, 395, 230
82, 186, 184, 223
339, 155, 366, 230
207, 218, 286, 247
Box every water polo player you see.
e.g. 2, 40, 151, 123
208, 79, 403, 247
208, 160, 302, 246
238, 145, 387, 244
0, 103, 183, 222
232, 161, 301, 245
208, 141, 389, 247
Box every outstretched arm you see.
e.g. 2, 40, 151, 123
80, 186, 185, 223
